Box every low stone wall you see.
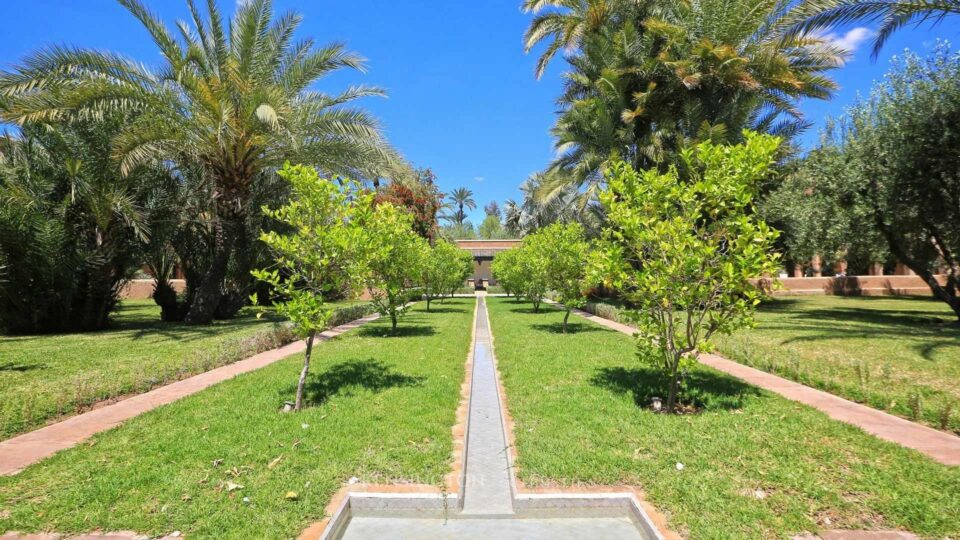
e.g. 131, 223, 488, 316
761, 275, 946, 296
119, 279, 186, 300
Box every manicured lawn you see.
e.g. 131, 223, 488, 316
487, 297, 960, 539
0, 299, 365, 441
712, 295, 960, 433
0, 299, 473, 539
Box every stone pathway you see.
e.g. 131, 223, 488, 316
0, 312, 384, 476
556, 302, 960, 466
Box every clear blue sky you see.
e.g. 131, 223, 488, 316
2, 1, 957, 224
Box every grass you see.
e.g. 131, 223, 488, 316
486, 297, 960, 539
0, 298, 474, 539
0, 299, 365, 440
711, 295, 960, 433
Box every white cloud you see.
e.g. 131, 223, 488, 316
473, 176, 485, 183
820, 27, 874, 58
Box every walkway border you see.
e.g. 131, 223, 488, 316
548, 300, 960, 467
0, 309, 393, 476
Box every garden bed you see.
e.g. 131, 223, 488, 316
486, 297, 960, 539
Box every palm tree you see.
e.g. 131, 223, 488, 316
785, 0, 960, 59
0, 0, 401, 324
524, 0, 844, 211
445, 187, 477, 226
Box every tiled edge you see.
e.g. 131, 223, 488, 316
487, 298, 680, 540
297, 298, 479, 539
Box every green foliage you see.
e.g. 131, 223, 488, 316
521, 0, 844, 217
254, 163, 372, 410
0, 118, 149, 333
523, 223, 591, 330
0, 0, 402, 325
491, 248, 523, 298
478, 214, 509, 239
592, 132, 782, 411
418, 240, 473, 309
361, 203, 430, 330
772, 44, 960, 319
254, 164, 370, 339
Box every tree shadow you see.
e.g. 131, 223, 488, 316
297, 358, 423, 406
0, 361, 46, 372
507, 306, 550, 315
591, 366, 759, 411
530, 322, 602, 334
357, 325, 436, 338
422, 306, 468, 314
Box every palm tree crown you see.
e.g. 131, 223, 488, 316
446, 187, 477, 225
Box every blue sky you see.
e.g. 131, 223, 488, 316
1, 1, 957, 225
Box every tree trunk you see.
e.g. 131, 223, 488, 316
153, 277, 184, 322
185, 218, 239, 325
294, 330, 317, 411
391, 311, 398, 331
533, 300, 540, 313
426, 296, 432, 311
666, 360, 681, 413
562, 308, 571, 333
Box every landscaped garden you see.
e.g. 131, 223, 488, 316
713, 295, 960, 433
0, 299, 473, 538
487, 297, 960, 539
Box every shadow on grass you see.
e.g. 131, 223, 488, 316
507, 306, 551, 315
421, 306, 469, 314
298, 358, 423, 406
0, 361, 47, 372
591, 366, 759, 411
530, 322, 602, 335
357, 325, 436, 338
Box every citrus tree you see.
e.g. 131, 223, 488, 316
420, 240, 471, 310
491, 248, 522, 298
592, 132, 782, 413
362, 204, 428, 330
524, 223, 591, 332
253, 164, 371, 411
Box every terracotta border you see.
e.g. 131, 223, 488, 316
486, 298, 681, 540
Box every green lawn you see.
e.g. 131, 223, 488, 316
712, 295, 960, 433
487, 297, 960, 539
0, 298, 473, 539
0, 299, 364, 440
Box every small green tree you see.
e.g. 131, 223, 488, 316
592, 132, 782, 413
491, 248, 522, 298
420, 240, 471, 310
254, 164, 371, 411
516, 243, 550, 312
362, 204, 429, 330
525, 223, 591, 332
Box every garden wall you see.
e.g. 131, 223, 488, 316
760, 275, 947, 296
119, 279, 186, 299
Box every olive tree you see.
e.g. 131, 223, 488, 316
523, 223, 591, 331
592, 132, 782, 413
253, 164, 371, 411
362, 204, 429, 330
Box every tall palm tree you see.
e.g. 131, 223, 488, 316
785, 0, 960, 59
0, 0, 401, 324
445, 187, 477, 226
524, 0, 844, 212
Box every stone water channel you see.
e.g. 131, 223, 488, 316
334, 296, 660, 539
